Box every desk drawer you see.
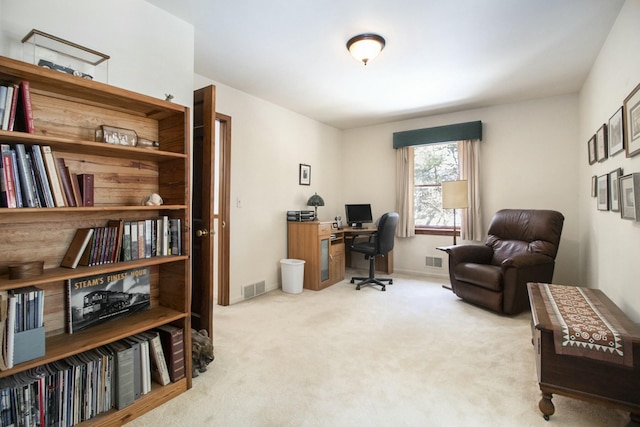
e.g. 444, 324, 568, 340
318, 222, 332, 236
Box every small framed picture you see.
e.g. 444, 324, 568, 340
587, 135, 597, 165
596, 174, 609, 211
299, 163, 311, 185
620, 173, 640, 220
609, 168, 622, 212
596, 124, 607, 162
591, 175, 597, 197
624, 82, 640, 157
608, 107, 625, 157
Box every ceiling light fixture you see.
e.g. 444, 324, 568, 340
346, 33, 385, 65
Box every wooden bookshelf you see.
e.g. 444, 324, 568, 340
0, 55, 191, 425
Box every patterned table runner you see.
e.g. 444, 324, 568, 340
536, 283, 633, 367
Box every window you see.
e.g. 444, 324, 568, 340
414, 142, 460, 231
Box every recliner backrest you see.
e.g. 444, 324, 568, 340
485, 209, 564, 266
376, 212, 399, 255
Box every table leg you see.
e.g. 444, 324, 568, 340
539, 392, 555, 421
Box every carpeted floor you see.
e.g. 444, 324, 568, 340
128, 271, 630, 426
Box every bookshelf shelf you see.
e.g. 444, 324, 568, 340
0, 54, 192, 425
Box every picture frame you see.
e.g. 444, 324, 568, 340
624, 82, 640, 157
299, 163, 311, 185
596, 174, 609, 211
608, 107, 625, 157
619, 173, 640, 220
596, 124, 607, 162
587, 135, 597, 165
609, 168, 622, 212
591, 175, 597, 197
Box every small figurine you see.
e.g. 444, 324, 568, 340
144, 193, 163, 206
165, 93, 174, 102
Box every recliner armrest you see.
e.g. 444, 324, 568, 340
437, 244, 493, 264
501, 253, 554, 269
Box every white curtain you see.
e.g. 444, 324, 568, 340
395, 146, 415, 237
458, 139, 482, 241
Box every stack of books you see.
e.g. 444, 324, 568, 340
0, 287, 45, 370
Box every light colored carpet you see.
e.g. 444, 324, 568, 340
128, 271, 629, 427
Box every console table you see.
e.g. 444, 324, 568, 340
527, 283, 640, 425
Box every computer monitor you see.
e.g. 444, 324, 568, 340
345, 204, 373, 228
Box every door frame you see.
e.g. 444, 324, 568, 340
216, 113, 231, 306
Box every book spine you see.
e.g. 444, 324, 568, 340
114, 347, 135, 409
1, 85, 12, 130
41, 146, 66, 207
14, 144, 38, 207
144, 219, 152, 258
77, 174, 94, 207
7, 83, 19, 131
137, 220, 145, 259
10, 149, 23, 207
0, 86, 6, 130
69, 172, 83, 207
19, 81, 34, 134
130, 221, 138, 260
148, 334, 170, 386
55, 157, 76, 207
122, 221, 132, 262
31, 145, 55, 208
0, 145, 17, 207
26, 153, 43, 207
157, 326, 185, 382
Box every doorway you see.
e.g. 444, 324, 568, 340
192, 85, 231, 337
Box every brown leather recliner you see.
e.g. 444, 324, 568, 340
439, 209, 564, 315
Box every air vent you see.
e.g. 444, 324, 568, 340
244, 280, 266, 300
425, 256, 443, 268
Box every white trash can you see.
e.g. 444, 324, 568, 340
280, 259, 305, 294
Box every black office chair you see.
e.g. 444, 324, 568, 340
350, 212, 399, 291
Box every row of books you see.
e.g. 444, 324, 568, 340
0, 287, 45, 371
61, 217, 182, 269
0, 325, 184, 426
0, 143, 93, 209
0, 81, 34, 133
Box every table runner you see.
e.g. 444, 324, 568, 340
535, 283, 633, 367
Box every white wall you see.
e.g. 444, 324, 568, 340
194, 75, 343, 304
343, 95, 580, 283
0, 0, 194, 106
579, 0, 640, 321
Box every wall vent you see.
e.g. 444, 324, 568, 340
243, 280, 266, 300
425, 256, 443, 268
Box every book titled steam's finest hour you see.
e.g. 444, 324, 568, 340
66, 267, 151, 334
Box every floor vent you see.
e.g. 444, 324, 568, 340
244, 280, 266, 300
425, 256, 443, 268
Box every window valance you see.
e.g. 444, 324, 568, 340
393, 120, 482, 148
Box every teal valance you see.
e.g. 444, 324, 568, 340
393, 120, 482, 148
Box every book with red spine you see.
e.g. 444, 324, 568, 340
6, 83, 19, 131
15, 81, 35, 134
0, 144, 17, 207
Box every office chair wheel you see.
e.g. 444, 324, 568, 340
350, 279, 355, 283
356, 284, 361, 290
389, 280, 393, 284
381, 286, 386, 291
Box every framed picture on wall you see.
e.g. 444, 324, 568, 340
591, 175, 597, 197
608, 107, 625, 156
596, 124, 607, 162
624, 82, 640, 157
299, 163, 311, 185
609, 168, 622, 212
588, 135, 597, 165
619, 173, 640, 220
597, 174, 609, 211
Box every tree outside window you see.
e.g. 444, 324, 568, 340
414, 142, 460, 228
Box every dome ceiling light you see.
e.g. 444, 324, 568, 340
346, 33, 385, 65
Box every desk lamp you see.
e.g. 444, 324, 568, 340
307, 193, 325, 221
442, 180, 468, 245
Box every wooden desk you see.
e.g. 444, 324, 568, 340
342, 227, 393, 274
287, 222, 393, 291
528, 283, 640, 425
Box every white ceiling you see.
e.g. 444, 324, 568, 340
146, 0, 625, 130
